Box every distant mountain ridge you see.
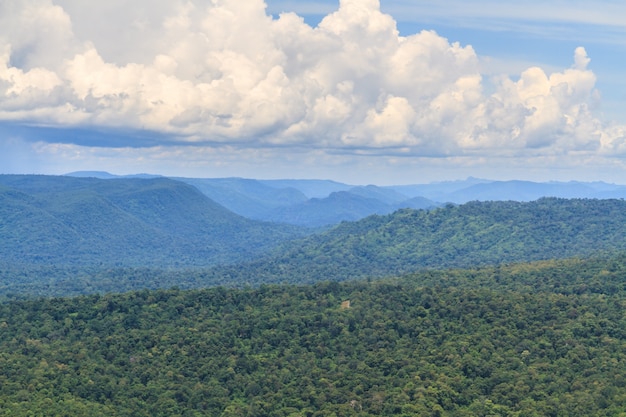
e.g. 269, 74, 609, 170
65, 171, 626, 227
175, 177, 309, 220
180, 176, 626, 227
65, 171, 161, 179
265, 191, 393, 227
4, 174, 626, 295
202, 198, 626, 287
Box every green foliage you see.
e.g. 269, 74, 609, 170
215, 198, 626, 286
5, 193, 626, 296
0, 175, 307, 270
3, 256, 626, 415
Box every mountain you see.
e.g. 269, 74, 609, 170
178, 177, 626, 227
65, 171, 162, 179
347, 184, 410, 204
265, 186, 440, 227
64, 172, 626, 227
65, 170, 120, 179
386, 178, 626, 204
175, 177, 308, 219
202, 198, 626, 287
172, 178, 440, 227
266, 191, 394, 227
591, 187, 626, 199
385, 177, 492, 200
0, 175, 306, 268
6, 195, 626, 296
259, 178, 354, 198
443, 180, 600, 203
393, 195, 441, 210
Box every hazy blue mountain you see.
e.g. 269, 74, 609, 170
64, 174, 403, 227
266, 191, 394, 227
176, 179, 405, 226
347, 185, 440, 213
388, 178, 626, 204
392, 196, 440, 210
259, 179, 354, 198
65, 171, 119, 179
262, 186, 440, 227
346, 184, 410, 204
65, 171, 161, 179
176, 177, 308, 219
0, 175, 306, 268
442, 180, 599, 203
591, 186, 626, 199
385, 177, 492, 199
182, 181, 441, 227
62, 172, 626, 227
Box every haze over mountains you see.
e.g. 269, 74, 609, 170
66, 171, 626, 227
4, 176, 626, 413
3, 172, 626, 297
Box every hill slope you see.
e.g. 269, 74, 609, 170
4, 185, 626, 296
176, 177, 309, 220
207, 198, 626, 286
0, 175, 305, 268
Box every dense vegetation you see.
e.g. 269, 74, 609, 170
0, 175, 306, 268
2, 255, 626, 415
4, 175, 626, 415
4, 194, 626, 297
205, 198, 626, 286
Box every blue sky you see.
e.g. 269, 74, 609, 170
1, 0, 625, 184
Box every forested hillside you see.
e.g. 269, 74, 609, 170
204, 198, 626, 287
4, 174, 626, 415
3, 196, 626, 297
0, 175, 306, 268
2, 255, 626, 415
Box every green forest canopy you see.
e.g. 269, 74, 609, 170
4, 197, 626, 298
2, 255, 626, 416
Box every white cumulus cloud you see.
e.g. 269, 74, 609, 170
0, 0, 622, 163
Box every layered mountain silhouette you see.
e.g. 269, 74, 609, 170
3, 173, 626, 296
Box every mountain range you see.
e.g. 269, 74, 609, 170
3, 173, 626, 297
4, 176, 625, 414
65, 171, 626, 227
202, 197, 626, 287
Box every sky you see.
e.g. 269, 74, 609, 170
1, 0, 626, 185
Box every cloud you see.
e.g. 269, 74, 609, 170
379, 1, 626, 39
0, 0, 622, 163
